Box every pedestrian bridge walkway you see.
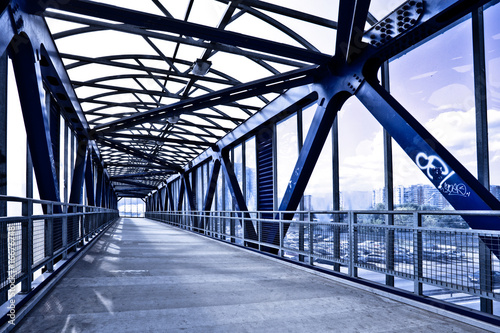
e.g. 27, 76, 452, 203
13, 218, 492, 332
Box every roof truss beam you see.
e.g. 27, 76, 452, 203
46, 0, 331, 64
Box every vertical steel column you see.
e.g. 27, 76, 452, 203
95, 167, 103, 208
332, 117, 341, 272
0, 50, 7, 303
85, 149, 95, 206
22, 146, 34, 292
308, 212, 314, 265
473, 6, 493, 314
381, 62, 395, 287
10, 35, 61, 209
297, 109, 305, 262
63, 123, 69, 204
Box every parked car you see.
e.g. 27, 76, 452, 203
468, 271, 500, 286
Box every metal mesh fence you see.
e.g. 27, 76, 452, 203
33, 219, 45, 267
147, 210, 500, 304
52, 217, 63, 252
0, 196, 119, 302
7, 222, 22, 281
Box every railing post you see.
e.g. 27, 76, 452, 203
21, 198, 33, 293
45, 203, 54, 272
299, 212, 305, 263
279, 212, 283, 257
258, 212, 261, 251
348, 211, 357, 278
80, 206, 85, 246
242, 212, 246, 246
413, 212, 423, 296
230, 212, 235, 243
333, 213, 341, 272
62, 204, 68, 259
385, 212, 395, 287
308, 211, 314, 266
479, 237, 493, 314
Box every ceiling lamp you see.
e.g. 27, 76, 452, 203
191, 59, 212, 76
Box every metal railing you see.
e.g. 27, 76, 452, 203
0, 195, 119, 305
147, 209, 500, 311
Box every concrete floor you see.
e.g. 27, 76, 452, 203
13, 218, 494, 332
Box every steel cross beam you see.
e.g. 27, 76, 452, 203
100, 133, 213, 148
69, 140, 88, 205
357, 79, 500, 229
219, 151, 258, 246
92, 66, 317, 135
9, 34, 61, 210
204, 159, 221, 212
96, 137, 182, 171
215, 0, 338, 29
113, 179, 157, 190
334, 0, 371, 65
111, 171, 173, 180
85, 149, 95, 206
49, 0, 331, 64
96, 167, 103, 207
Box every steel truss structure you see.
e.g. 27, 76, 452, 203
1, 0, 500, 316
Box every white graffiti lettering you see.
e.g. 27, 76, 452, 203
415, 152, 455, 189
441, 182, 470, 197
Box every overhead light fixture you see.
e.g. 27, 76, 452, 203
191, 59, 212, 76
166, 115, 179, 124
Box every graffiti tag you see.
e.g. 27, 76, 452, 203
415, 152, 455, 189
441, 182, 470, 197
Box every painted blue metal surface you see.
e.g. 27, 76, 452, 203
85, 149, 95, 206
220, 151, 258, 244
10, 34, 61, 211
52, 0, 330, 64
357, 79, 500, 230
69, 140, 88, 205
203, 159, 221, 212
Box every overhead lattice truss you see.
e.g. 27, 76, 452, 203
34, 0, 339, 197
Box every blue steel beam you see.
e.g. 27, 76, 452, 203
184, 87, 317, 173
177, 178, 185, 212
110, 170, 174, 180
96, 167, 103, 207
167, 184, 175, 211
85, 149, 95, 206
204, 159, 221, 212
93, 66, 317, 135
160, 187, 167, 211
263, 92, 351, 250
357, 79, 500, 229
97, 137, 182, 171
69, 140, 88, 205
0, 6, 14, 57
9, 34, 61, 210
49, 0, 330, 64
334, 0, 371, 65
182, 173, 198, 229
113, 179, 157, 190
220, 150, 258, 245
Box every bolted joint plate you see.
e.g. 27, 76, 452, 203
345, 73, 364, 94
363, 0, 425, 47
